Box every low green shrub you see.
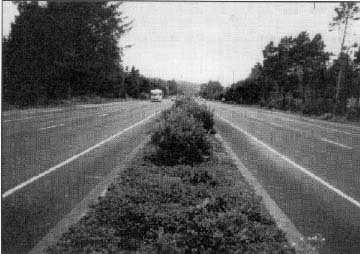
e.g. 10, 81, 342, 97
46, 138, 296, 254
151, 107, 212, 165
174, 98, 216, 134
151, 198, 292, 254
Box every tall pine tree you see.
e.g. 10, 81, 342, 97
3, 2, 131, 106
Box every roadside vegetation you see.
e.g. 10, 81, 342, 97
199, 3, 360, 121
2, 2, 198, 109
46, 98, 295, 254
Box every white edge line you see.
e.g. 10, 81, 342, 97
27, 135, 151, 254
217, 114, 360, 209
216, 134, 318, 254
320, 138, 352, 150
2, 112, 159, 199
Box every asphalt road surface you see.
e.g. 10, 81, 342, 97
208, 101, 360, 254
1, 100, 171, 254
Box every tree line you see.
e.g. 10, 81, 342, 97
201, 2, 360, 119
2, 2, 178, 107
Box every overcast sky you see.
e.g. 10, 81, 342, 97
3, 2, 359, 86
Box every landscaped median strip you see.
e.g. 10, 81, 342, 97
2, 111, 161, 199
43, 98, 298, 254
45, 137, 297, 254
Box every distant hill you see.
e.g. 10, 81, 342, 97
175, 80, 200, 96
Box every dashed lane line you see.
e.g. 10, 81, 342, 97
227, 104, 360, 133
248, 115, 353, 149
3, 114, 54, 123
99, 113, 108, 117
271, 115, 359, 136
320, 138, 352, 150
249, 114, 353, 150
2, 112, 159, 199
217, 115, 360, 209
212, 103, 360, 136
248, 116, 284, 128
40, 124, 65, 130
219, 108, 354, 149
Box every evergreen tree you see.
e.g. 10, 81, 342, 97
3, 2, 131, 106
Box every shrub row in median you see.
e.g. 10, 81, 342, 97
47, 98, 296, 254
150, 98, 215, 166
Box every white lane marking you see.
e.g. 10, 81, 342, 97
99, 114, 108, 117
307, 118, 360, 132
217, 103, 360, 136
267, 121, 284, 128
3, 114, 54, 123
256, 107, 360, 132
273, 115, 358, 136
249, 116, 284, 129
2, 112, 159, 199
249, 115, 310, 135
320, 138, 352, 150
40, 124, 64, 130
226, 105, 359, 137
235, 105, 360, 132
233, 109, 354, 147
218, 115, 360, 209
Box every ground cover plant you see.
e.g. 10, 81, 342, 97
47, 99, 295, 254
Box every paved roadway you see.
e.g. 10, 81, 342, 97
208, 101, 360, 254
1, 100, 171, 254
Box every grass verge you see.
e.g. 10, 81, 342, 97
46, 136, 296, 254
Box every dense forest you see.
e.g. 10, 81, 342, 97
219, 32, 360, 119
200, 3, 360, 120
2, 2, 179, 107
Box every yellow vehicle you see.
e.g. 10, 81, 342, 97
150, 89, 163, 102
